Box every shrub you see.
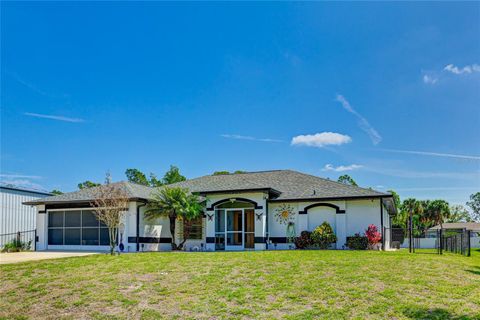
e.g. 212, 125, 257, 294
1, 239, 31, 253
294, 231, 312, 249
365, 224, 382, 249
310, 222, 337, 249
346, 233, 368, 250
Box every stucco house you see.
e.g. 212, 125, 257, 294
24, 170, 396, 252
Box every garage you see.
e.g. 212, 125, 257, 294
47, 209, 110, 249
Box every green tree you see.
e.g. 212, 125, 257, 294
448, 205, 473, 223
424, 200, 450, 229
51, 189, 63, 195
387, 189, 400, 211
125, 169, 149, 186
466, 192, 480, 222
144, 187, 203, 250
149, 173, 163, 187
162, 165, 186, 185
337, 174, 358, 186
213, 171, 230, 175
78, 181, 101, 190
400, 198, 424, 230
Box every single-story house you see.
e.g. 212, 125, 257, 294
24, 170, 396, 252
428, 222, 480, 237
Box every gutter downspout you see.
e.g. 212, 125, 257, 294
380, 199, 384, 250
136, 202, 147, 252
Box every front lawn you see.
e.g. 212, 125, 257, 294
1, 250, 479, 319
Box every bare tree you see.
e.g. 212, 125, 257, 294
89, 183, 130, 255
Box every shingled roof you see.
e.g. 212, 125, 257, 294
24, 181, 153, 205
25, 170, 391, 205
169, 170, 389, 201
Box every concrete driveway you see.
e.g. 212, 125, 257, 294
0, 251, 100, 264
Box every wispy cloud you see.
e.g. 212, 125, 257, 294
24, 112, 84, 123
322, 164, 363, 172
444, 64, 480, 75
393, 186, 479, 191
0, 174, 45, 191
423, 74, 438, 85
221, 134, 283, 143
291, 132, 352, 148
380, 148, 480, 161
364, 167, 478, 180
335, 94, 382, 145
8, 72, 69, 99
0, 174, 42, 179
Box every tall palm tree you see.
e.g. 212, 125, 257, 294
145, 187, 203, 250
425, 200, 451, 230
400, 198, 423, 252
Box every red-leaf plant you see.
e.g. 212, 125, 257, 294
365, 224, 382, 249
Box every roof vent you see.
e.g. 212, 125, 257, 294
313, 190, 316, 195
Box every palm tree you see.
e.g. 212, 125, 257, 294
424, 200, 450, 230
145, 187, 203, 250
400, 198, 423, 253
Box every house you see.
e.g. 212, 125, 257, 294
24, 170, 396, 251
428, 222, 480, 237
1, 185, 52, 249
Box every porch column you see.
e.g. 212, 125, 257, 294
205, 211, 216, 251
335, 213, 347, 249
254, 208, 266, 250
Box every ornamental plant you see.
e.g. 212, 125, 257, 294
310, 222, 337, 249
365, 224, 382, 249
346, 233, 368, 250
294, 231, 312, 249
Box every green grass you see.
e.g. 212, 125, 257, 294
1, 250, 479, 319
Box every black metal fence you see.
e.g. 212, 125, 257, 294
0, 230, 36, 251
386, 227, 474, 257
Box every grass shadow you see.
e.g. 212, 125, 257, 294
403, 306, 475, 320
466, 265, 480, 276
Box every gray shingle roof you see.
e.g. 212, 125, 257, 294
25, 170, 390, 205
24, 181, 153, 205
169, 170, 389, 200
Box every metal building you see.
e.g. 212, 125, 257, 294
0, 186, 51, 249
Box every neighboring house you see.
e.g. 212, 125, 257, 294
1, 185, 51, 248
428, 222, 480, 237
24, 170, 396, 252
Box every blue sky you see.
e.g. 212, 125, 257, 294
1, 2, 479, 206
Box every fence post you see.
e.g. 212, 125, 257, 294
439, 229, 443, 255
467, 230, 471, 257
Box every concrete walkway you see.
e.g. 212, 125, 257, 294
0, 251, 100, 264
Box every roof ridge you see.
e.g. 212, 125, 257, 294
287, 170, 388, 195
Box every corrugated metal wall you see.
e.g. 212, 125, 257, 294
0, 187, 48, 236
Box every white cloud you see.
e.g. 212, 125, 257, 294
291, 132, 352, 148
380, 148, 480, 161
444, 63, 480, 75
322, 164, 363, 172
335, 94, 382, 145
24, 112, 84, 123
0, 179, 45, 191
0, 174, 42, 179
221, 134, 283, 143
423, 74, 438, 84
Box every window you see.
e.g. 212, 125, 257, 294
185, 217, 203, 240
47, 209, 115, 246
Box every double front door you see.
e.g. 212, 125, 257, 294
215, 208, 255, 250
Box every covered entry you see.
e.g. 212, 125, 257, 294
214, 200, 255, 250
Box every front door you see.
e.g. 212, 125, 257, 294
226, 209, 243, 250
215, 208, 255, 251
